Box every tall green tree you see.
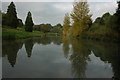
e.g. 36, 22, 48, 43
6, 2, 19, 28
108, 1, 120, 33
63, 13, 70, 36
25, 11, 34, 32
115, 1, 120, 33
71, 0, 92, 37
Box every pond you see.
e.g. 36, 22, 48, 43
2, 37, 120, 78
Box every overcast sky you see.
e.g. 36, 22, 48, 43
2, 0, 118, 25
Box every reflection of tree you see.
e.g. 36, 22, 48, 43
40, 37, 51, 45
69, 38, 90, 78
2, 40, 23, 67
85, 40, 120, 79
25, 38, 34, 58
33, 37, 62, 45
52, 37, 62, 45
112, 48, 120, 79
63, 36, 70, 58
33, 37, 51, 45
0, 38, 2, 58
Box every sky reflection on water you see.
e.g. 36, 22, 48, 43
2, 37, 120, 78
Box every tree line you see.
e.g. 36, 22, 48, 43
2, 2, 63, 34
2, 1, 120, 41
33, 23, 63, 34
2, 2, 34, 32
63, 0, 120, 41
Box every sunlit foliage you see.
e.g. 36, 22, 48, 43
70, 0, 92, 37
63, 13, 70, 37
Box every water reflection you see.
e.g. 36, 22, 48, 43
2, 36, 120, 78
33, 37, 62, 45
84, 40, 120, 79
63, 36, 70, 58
34, 37, 51, 45
69, 38, 91, 78
25, 38, 34, 58
63, 36, 90, 78
2, 40, 23, 67
2, 37, 62, 67
63, 37, 119, 78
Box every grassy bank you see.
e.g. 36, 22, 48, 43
2, 27, 61, 40
2, 27, 45, 40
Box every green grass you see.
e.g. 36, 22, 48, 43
2, 27, 45, 40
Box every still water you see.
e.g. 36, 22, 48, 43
2, 37, 120, 78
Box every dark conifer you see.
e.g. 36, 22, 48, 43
25, 11, 34, 32
6, 2, 18, 28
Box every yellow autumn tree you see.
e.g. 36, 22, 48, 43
71, 0, 92, 37
63, 13, 70, 37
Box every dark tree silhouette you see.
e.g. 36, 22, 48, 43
25, 11, 34, 32
6, 2, 19, 28
25, 38, 34, 58
115, 1, 120, 33
2, 40, 23, 67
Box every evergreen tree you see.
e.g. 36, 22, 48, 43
25, 11, 34, 32
6, 2, 18, 28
